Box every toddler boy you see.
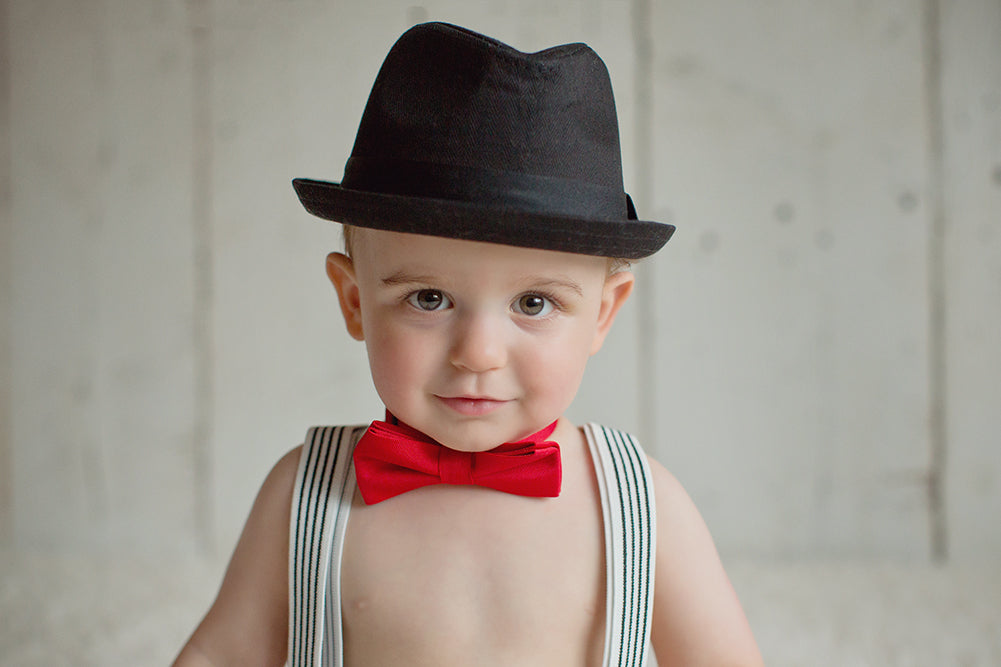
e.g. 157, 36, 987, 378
174, 21, 762, 666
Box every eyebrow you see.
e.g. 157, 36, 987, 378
380, 271, 440, 287
379, 271, 585, 297
522, 276, 585, 297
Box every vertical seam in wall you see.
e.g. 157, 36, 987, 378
923, 0, 948, 564
0, 0, 12, 547
632, 0, 656, 446
190, 1, 215, 556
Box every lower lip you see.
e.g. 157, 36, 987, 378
436, 396, 510, 416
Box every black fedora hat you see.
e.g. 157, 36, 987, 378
293, 22, 674, 259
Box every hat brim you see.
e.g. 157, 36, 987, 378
293, 178, 674, 260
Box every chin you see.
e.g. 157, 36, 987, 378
432, 432, 506, 453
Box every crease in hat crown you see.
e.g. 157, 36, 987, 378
292, 21, 674, 259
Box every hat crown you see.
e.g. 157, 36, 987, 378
346, 22, 625, 195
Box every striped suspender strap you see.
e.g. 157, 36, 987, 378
585, 424, 657, 667
288, 425, 362, 667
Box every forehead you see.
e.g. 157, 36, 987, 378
350, 227, 608, 279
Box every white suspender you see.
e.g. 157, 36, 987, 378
288, 425, 362, 667
288, 423, 657, 667
585, 424, 657, 667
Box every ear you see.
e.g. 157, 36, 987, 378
326, 252, 365, 340
590, 270, 635, 355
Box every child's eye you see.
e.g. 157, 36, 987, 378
407, 289, 452, 311
515, 294, 554, 317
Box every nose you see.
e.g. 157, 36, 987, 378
449, 311, 508, 373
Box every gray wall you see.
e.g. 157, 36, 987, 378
3, 0, 999, 563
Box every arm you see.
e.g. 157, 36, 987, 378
172, 446, 302, 667
647, 457, 764, 666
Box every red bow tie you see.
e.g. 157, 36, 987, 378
352, 417, 562, 504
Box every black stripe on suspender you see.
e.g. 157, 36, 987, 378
323, 430, 339, 665
292, 428, 320, 666
619, 430, 653, 666
290, 434, 306, 664
622, 430, 645, 666
628, 431, 654, 665
299, 427, 324, 666
305, 427, 329, 666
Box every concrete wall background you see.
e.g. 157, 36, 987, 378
3, 0, 999, 565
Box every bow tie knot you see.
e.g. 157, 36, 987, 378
439, 448, 476, 486
352, 417, 562, 504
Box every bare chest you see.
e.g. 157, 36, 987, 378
340, 451, 606, 666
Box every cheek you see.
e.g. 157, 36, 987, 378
363, 316, 446, 410
518, 325, 597, 408
364, 318, 421, 400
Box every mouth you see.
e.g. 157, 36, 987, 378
435, 395, 511, 416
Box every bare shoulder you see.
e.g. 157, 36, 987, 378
173, 446, 302, 667
646, 456, 764, 666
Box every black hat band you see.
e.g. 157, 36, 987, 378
341, 156, 631, 222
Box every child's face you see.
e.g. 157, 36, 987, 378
327, 228, 634, 452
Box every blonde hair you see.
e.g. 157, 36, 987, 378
342, 224, 357, 257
